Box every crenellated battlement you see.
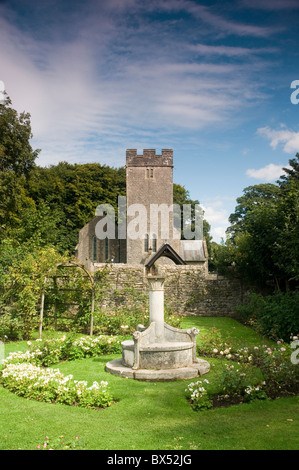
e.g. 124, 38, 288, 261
126, 149, 173, 167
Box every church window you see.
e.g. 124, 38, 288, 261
146, 168, 154, 178
105, 237, 109, 261
93, 236, 97, 262
152, 234, 157, 252
144, 234, 149, 252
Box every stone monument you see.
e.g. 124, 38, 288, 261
106, 275, 210, 381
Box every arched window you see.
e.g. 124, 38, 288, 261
93, 236, 97, 262
152, 234, 157, 252
144, 234, 149, 252
105, 237, 109, 261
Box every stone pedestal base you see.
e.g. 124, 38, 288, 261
105, 276, 210, 382
105, 357, 210, 381
122, 339, 194, 370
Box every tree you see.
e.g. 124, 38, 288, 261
216, 155, 299, 291
227, 183, 281, 239
0, 94, 39, 176
279, 153, 299, 185
0, 94, 40, 238
25, 162, 126, 253
173, 183, 212, 251
0, 239, 65, 339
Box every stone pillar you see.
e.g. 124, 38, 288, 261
147, 276, 165, 341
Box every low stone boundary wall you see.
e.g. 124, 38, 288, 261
94, 263, 248, 317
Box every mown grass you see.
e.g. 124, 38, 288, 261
0, 317, 298, 450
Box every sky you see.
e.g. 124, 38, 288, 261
1, 0, 299, 243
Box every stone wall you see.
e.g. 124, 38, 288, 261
94, 263, 248, 317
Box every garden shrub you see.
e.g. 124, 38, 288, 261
217, 363, 267, 403
0, 312, 24, 341
185, 379, 212, 411
25, 333, 122, 366
1, 333, 122, 370
236, 291, 299, 342
250, 344, 299, 399
189, 332, 299, 410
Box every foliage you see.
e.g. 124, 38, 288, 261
0, 94, 39, 176
3, 333, 122, 367
197, 326, 230, 357
0, 362, 113, 409
173, 183, 212, 251
25, 162, 126, 253
213, 154, 299, 291
249, 343, 299, 399
0, 240, 66, 339
92, 282, 180, 335
217, 363, 266, 402
0, 313, 24, 341
192, 327, 299, 410
1, 317, 298, 450
44, 265, 95, 333
0, 94, 40, 240
185, 379, 212, 411
0, 333, 118, 409
236, 291, 299, 342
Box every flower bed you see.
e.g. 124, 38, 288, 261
0, 333, 120, 409
1, 362, 113, 408
187, 339, 299, 411
25, 334, 122, 366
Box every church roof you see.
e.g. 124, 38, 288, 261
145, 243, 186, 268
180, 240, 206, 262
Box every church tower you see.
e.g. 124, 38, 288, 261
126, 149, 180, 265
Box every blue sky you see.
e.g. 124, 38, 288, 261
1, 0, 299, 242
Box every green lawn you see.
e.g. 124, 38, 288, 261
0, 317, 298, 450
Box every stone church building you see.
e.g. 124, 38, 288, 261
76, 149, 208, 271
75, 149, 247, 317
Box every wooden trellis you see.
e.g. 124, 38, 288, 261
38, 260, 95, 339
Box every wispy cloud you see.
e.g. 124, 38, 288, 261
189, 43, 278, 57
202, 200, 230, 242
0, 0, 283, 166
241, 0, 299, 10
257, 126, 299, 154
246, 163, 290, 182
155, 0, 282, 37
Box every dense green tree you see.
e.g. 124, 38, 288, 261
173, 183, 212, 251
227, 183, 281, 238
0, 95, 40, 238
25, 162, 126, 252
0, 94, 39, 176
214, 155, 299, 291
279, 153, 299, 185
